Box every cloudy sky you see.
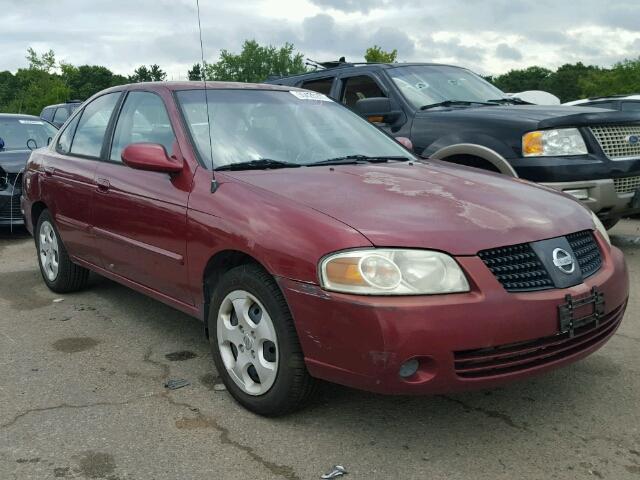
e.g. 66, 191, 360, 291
2, 0, 639, 78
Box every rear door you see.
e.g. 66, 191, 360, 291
44, 92, 121, 265
91, 89, 193, 304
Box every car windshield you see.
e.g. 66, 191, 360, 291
387, 65, 508, 109
176, 89, 414, 169
0, 118, 57, 151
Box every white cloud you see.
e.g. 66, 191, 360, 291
0, 0, 638, 79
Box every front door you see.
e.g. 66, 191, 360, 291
91, 90, 193, 304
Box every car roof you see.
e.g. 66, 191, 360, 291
95, 81, 305, 95
267, 62, 464, 82
565, 94, 640, 105
0, 113, 44, 120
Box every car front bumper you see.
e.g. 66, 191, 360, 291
541, 178, 640, 220
279, 236, 628, 395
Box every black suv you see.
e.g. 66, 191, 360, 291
40, 100, 82, 128
268, 62, 640, 228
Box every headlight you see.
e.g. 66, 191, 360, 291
522, 128, 587, 157
319, 249, 470, 295
591, 211, 611, 246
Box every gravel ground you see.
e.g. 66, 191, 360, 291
0, 221, 638, 480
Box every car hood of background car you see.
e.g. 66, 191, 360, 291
0, 150, 31, 173
222, 160, 594, 255
417, 104, 640, 129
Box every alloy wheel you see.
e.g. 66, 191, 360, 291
39, 220, 60, 282
217, 290, 279, 395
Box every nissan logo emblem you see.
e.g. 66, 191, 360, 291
552, 248, 575, 275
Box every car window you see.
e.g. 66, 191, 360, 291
53, 107, 70, 125
56, 115, 81, 155
69, 93, 120, 158
622, 102, 640, 112
583, 101, 617, 110
341, 75, 386, 108
0, 118, 57, 151
300, 77, 334, 95
109, 92, 175, 163
41, 107, 54, 122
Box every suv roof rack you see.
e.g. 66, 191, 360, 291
66, 99, 82, 103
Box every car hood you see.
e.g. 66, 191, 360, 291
418, 104, 640, 129
0, 149, 31, 173
223, 161, 594, 255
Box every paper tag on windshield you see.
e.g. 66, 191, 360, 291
18, 120, 44, 125
290, 91, 331, 102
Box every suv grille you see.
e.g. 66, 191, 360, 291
614, 175, 640, 194
590, 125, 640, 160
479, 231, 602, 292
0, 198, 22, 220
477, 243, 554, 292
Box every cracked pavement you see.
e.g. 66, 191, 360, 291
1, 221, 639, 479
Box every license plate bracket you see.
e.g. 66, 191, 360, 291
558, 287, 605, 337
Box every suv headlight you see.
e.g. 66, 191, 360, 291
591, 211, 611, 246
523, 128, 587, 157
319, 249, 470, 295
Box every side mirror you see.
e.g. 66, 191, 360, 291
354, 97, 401, 124
122, 143, 183, 173
395, 136, 413, 151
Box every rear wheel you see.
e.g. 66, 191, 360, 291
208, 264, 315, 416
35, 210, 89, 293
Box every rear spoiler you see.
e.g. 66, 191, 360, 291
539, 111, 640, 129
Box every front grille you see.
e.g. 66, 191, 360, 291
614, 175, 640, 194
478, 244, 554, 292
590, 125, 640, 160
453, 303, 624, 378
0, 197, 22, 219
566, 230, 602, 278
479, 231, 602, 292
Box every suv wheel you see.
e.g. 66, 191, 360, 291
36, 210, 89, 293
208, 264, 315, 416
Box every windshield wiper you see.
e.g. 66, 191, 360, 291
308, 155, 410, 166
420, 100, 494, 110
214, 159, 301, 171
487, 97, 532, 105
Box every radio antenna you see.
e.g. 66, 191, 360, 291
195, 0, 215, 175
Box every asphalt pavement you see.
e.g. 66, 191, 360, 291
0, 221, 639, 479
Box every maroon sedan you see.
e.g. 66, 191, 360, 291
22, 82, 628, 416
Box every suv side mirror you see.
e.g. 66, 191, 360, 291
122, 143, 183, 173
354, 97, 401, 124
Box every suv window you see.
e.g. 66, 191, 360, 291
300, 77, 334, 95
69, 93, 120, 158
109, 92, 175, 163
341, 75, 386, 108
53, 107, 70, 125
622, 102, 640, 112
41, 107, 54, 122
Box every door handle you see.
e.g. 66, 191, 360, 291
44, 167, 55, 177
96, 178, 110, 192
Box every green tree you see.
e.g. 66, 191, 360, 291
60, 63, 127, 100
364, 45, 398, 63
540, 63, 601, 102
129, 65, 152, 83
579, 58, 640, 98
149, 64, 167, 82
206, 40, 306, 83
188, 63, 204, 81
491, 66, 553, 93
26, 47, 56, 73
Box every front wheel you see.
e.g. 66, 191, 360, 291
35, 209, 89, 293
208, 264, 315, 416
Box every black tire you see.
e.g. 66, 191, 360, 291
35, 209, 89, 293
208, 264, 316, 416
602, 218, 620, 230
